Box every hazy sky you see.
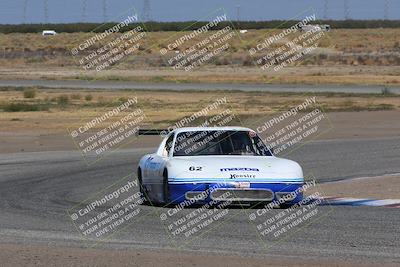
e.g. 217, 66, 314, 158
1, 0, 399, 24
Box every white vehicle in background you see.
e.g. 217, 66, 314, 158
300, 24, 330, 32
137, 127, 304, 207
42, 30, 57, 36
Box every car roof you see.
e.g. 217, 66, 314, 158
173, 126, 253, 134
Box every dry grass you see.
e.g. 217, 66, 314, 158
1, 29, 399, 54
1, 29, 400, 85
1, 88, 399, 134
1, 65, 400, 86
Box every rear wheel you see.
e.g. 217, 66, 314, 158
137, 168, 149, 204
162, 169, 169, 204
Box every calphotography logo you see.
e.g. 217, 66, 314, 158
68, 173, 147, 242
156, 8, 240, 76
249, 96, 333, 156
70, 9, 147, 73
68, 96, 150, 165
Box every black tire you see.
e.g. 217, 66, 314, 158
279, 203, 297, 209
137, 168, 149, 204
163, 169, 169, 204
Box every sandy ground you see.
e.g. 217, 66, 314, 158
308, 174, 400, 199
0, 243, 396, 267
0, 132, 161, 153
1, 110, 400, 154
319, 110, 400, 140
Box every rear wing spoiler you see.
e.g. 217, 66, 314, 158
137, 129, 169, 135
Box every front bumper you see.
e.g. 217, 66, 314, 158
168, 181, 304, 205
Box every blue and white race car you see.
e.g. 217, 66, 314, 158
137, 127, 304, 207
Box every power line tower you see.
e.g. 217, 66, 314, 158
344, 0, 350, 20
81, 0, 87, 22
142, 0, 151, 21
384, 0, 389, 20
43, 0, 48, 23
22, 0, 28, 24
236, 5, 241, 22
323, 0, 328, 20
102, 0, 108, 22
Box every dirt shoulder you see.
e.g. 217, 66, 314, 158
1, 110, 399, 153
316, 110, 400, 140
308, 174, 400, 199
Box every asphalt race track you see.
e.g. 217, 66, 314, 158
1, 79, 400, 94
0, 137, 399, 263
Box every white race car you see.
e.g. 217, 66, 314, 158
137, 127, 304, 206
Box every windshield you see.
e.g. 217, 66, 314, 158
173, 130, 272, 157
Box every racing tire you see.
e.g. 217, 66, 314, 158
137, 168, 150, 205
162, 169, 170, 205
279, 203, 298, 209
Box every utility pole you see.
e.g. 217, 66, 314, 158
142, 0, 151, 21
236, 5, 241, 22
22, 0, 28, 24
102, 0, 108, 22
82, 0, 87, 22
344, 0, 350, 20
384, 0, 389, 20
323, 0, 328, 20
43, 0, 48, 23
